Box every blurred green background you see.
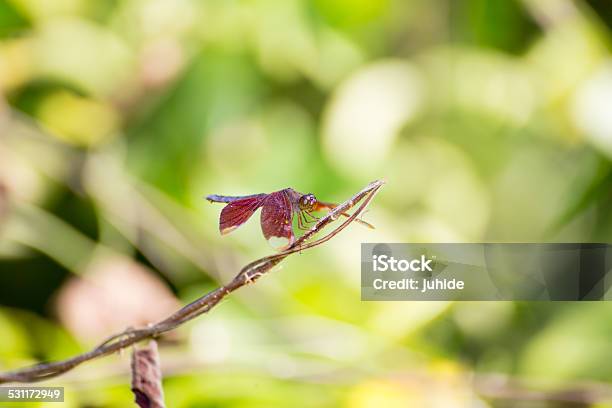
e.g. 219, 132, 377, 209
1, 0, 612, 406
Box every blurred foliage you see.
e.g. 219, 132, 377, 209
2, 0, 612, 407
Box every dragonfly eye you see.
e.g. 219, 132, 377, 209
299, 194, 316, 210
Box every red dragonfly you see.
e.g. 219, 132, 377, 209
206, 188, 374, 250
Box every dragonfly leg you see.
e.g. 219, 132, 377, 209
302, 211, 318, 226
297, 212, 309, 231
304, 211, 319, 222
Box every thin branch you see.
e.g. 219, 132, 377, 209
0, 179, 385, 384
131, 340, 166, 408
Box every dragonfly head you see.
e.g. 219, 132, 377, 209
298, 193, 317, 211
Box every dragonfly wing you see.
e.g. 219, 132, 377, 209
260, 191, 295, 250
219, 194, 266, 235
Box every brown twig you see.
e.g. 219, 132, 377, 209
0, 179, 385, 384
131, 340, 166, 408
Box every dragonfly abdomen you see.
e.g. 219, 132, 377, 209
206, 193, 266, 203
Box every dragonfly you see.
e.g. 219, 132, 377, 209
206, 188, 374, 250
